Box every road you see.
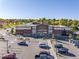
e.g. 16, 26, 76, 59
56, 40, 79, 59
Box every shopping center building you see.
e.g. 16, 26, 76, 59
15, 22, 70, 38
15, 22, 53, 38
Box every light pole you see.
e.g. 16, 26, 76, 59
3, 37, 9, 53
6, 40, 9, 53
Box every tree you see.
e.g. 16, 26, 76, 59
11, 28, 14, 34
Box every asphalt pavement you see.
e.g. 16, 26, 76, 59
56, 40, 79, 59
0, 29, 56, 59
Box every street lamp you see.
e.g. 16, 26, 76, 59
6, 40, 14, 53
4, 37, 9, 53
6, 40, 9, 53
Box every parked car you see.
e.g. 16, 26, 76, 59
58, 47, 68, 54
74, 42, 79, 48
39, 55, 48, 59
35, 51, 54, 59
39, 51, 50, 55
0, 34, 3, 38
35, 55, 40, 59
2, 53, 17, 59
55, 44, 63, 48
0, 37, 5, 40
39, 43, 50, 49
17, 41, 28, 46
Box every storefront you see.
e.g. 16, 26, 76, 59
15, 23, 53, 38
53, 25, 70, 40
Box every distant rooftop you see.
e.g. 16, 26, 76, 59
73, 31, 79, 34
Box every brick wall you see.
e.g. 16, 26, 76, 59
16, 29, 32, 35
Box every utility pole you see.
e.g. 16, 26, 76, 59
6, 40, 9, 53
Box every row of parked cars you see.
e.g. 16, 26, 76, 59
17, 39, 55, 59
17, 41, 51, 49
35, 42, 55, 59
55, 44, 68, 54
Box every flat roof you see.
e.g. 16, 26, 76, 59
25, 23, 37, 26
53, 25, 70, 30
16, 25, 31, 30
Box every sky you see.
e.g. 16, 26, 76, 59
0, 0, 79, 19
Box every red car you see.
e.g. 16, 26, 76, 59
2, 53, 17, 59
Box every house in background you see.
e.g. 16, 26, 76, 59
0, 20, 7, 28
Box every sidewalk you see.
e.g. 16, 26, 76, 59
48, 40, 57, 59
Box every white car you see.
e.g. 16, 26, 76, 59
39, 42, 50, 49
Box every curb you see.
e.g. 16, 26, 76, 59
48, 40, 57, 59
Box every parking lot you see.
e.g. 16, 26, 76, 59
1, 28, 79, 59
0, 31, 55, 59
0, 39, 47, 59
10, 39, 41, 59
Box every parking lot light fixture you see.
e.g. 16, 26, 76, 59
5, 38, 10, 53
6, 40, 9, 53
